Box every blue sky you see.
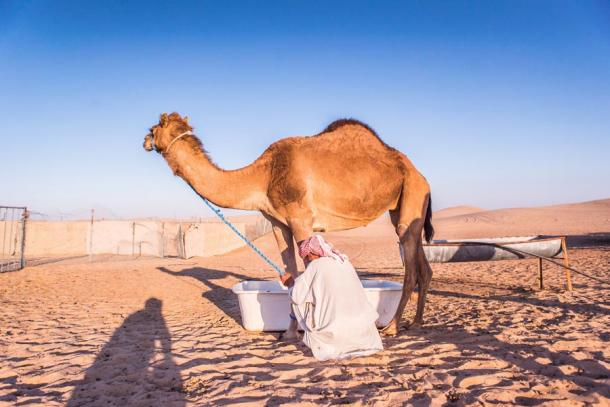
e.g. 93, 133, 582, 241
1, 1, 609, 219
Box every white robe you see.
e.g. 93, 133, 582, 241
289, 257, 383, 361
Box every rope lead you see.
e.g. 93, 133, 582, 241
201, 198, 285, 276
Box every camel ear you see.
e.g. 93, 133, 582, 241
183, 116, 189, 124
160, 113, 169, 126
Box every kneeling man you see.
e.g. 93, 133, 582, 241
288, 235, 383, 361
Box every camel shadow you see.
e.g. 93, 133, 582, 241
428, 288, 610, 318
66, 298, 185, 406
384, 319, 610, 403
157, 266, 251, 326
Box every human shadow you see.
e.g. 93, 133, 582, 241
66, 298, 184, 406
157, 266, 253, 326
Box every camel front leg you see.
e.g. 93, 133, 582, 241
278, 216, 314, 340
287, 218, 314, 244
263, 214, 302, 340
263, 214, 298, 279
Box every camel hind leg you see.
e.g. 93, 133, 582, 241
413, 244, 433, 326
383, 175, 431, 335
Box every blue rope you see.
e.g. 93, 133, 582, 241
200, 198, 285, 276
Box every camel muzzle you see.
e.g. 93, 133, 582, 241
143, 135, 154, 152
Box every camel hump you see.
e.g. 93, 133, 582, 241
318, 118, 390, 146
321, 118, 378, 136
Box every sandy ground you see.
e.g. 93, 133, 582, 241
1, 200, 609, 406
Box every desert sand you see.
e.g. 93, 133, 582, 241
1, 199, 609, 406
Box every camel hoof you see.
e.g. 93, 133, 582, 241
407, 320, 423, 330
279, 328, 299, 342
381, 322, 399, 336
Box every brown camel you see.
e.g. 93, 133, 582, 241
143, 112, 434, 335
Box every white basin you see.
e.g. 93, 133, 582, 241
232, 279, 402, 331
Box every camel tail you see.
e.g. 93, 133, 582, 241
424, 194, 434, 243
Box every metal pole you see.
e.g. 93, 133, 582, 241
561, 237, 573, 291
1, 208, 6, 257
20, 209, 28, 269
538, 257, 544, 290
132, 222, 136, 257
182, 225, 187, 259
7, 208, 15, 257
160, 222, 165, 258
89, 209, 94, 262
177, 224, 185, 259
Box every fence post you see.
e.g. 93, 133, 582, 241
132, 222, 136, 256
538, 257, 544, 290
160, 222, 165, 258
177, 223, 185, 259
10, 209, 16, 260
20, 209, 28, 269
561, 237, 573, 291
1, 208, 7, 258
89, 209, 94, 262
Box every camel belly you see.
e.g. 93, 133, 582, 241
311, 192, 400, 232
312, 214, 375, 232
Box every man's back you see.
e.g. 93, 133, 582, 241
290, 257, 383, 360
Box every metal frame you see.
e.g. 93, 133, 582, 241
529, 237, 572, 291
422, 236, 563, 247
424, 236, 572, 291
0, 206, 28, 272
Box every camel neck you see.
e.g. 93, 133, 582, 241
164, 142, 268, 211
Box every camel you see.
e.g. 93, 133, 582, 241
143, 112, 434, 335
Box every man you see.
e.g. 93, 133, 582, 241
283, 235, 383, 361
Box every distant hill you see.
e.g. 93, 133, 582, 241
331, 198, 610, 242
433, 198, 610, 239
433, 206, 485, 219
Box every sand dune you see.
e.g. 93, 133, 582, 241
433, 198, 610, 240
332, 198, 610, 247
433, 205, 486, 219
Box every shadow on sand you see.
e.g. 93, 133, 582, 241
151, 262, 610, 405
66, 298, 185, 406
157, 266, 253, 326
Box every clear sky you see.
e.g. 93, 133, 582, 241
1, 1, 609, 219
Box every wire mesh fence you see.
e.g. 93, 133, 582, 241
3, 206, 273, 269
0, 206, 27, 272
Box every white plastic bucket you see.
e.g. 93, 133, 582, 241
231, 279, 402, 331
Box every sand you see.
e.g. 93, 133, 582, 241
1, 199, 609, 406
433, 206, 486, 220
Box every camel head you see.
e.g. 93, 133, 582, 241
143, 112, 192, 153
